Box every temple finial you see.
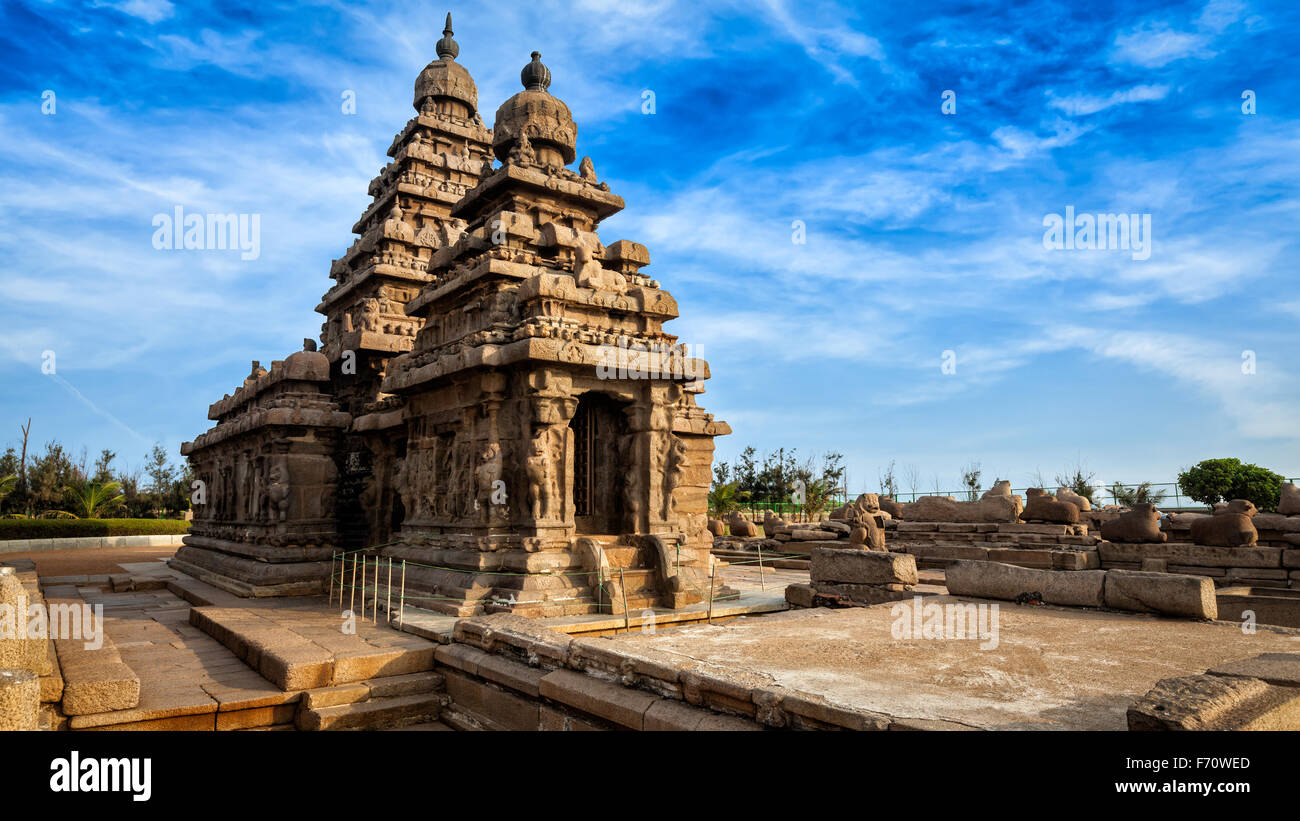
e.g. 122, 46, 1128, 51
521, 51, 551, 91
436, 12, 459, 61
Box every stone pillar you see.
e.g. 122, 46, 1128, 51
0, 669, 39, 731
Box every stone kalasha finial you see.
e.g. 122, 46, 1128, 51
521, 51, 551, 91
436, 12, 459, 61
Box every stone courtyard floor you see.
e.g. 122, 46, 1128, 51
601, 599, 1300, 729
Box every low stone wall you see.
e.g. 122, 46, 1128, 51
1099, 541, 1300, 590
0, 534, 185, 554
1129, 653, 1300, 730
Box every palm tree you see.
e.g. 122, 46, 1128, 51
708, 480, 749, 518
1110, 481, 1166, 507
0, 475, 15, 505
61, 478, 126, 518
800, 477, 837, 517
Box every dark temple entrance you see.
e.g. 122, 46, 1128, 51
570, 392, 629, 535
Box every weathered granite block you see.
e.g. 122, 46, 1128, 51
1129, 674, 1300, 731
1098, 542, 1282, 569
810, 548, 917, 586
944, 560, 1105, 607
1103, 570, 1217, 620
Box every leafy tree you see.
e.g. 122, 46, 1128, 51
734, 447, 758, 496
712, 461, 731, 486
28, 442, 74, 513
93, 449, 117, 483
1178, 458, 1286, 510
0, 475, 15, 505
878, 460, 898, 500
961, 461, 982, 501
145, 443, 176, 495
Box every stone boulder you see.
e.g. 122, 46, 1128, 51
1278, 482, 1300, 516
1100, 503, 1166, 543
1189, 500, 1258, 547
706, 518, 725, 538
1020, 494, 1079, 525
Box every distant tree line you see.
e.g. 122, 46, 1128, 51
0, 420, 191, 519
710, 446, 845, 515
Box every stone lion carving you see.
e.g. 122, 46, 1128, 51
1055, 486, 1092, 511
1190, 499, 1258, 547
574, 243, 626, 294
1019, 492, 1079, 525
1100, 503, 1165, 543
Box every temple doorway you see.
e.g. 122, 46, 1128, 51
569, 392, 629, 534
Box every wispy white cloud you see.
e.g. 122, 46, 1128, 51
1048, 84, 1170, 116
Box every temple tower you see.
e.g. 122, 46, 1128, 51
179, 19, 730, 612
373, 52, 731, 617
316, 15, 494, 550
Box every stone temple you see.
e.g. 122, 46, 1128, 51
177, 15, 731, 617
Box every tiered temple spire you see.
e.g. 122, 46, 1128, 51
179, 17, 730, 615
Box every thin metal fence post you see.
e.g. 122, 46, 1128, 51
349, 553, 357, 615
328, 552, 336, 604
757, 541, 765, 591
706, 570, 716, 624
398, 560, 406, 628
619, 568, 630, 633
386, 557, 392, 624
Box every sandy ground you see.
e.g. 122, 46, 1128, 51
0, 545, 179, 576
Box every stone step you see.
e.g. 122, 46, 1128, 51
190, 606, 438, 691
392, 720, 455, 731
300, 671, 444, 710
296, 692, 447, 731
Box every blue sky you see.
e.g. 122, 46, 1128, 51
0, 0, 1297, 494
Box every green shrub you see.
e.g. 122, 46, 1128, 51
0, 518, 190, 541
1177, 458, 1287, 510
